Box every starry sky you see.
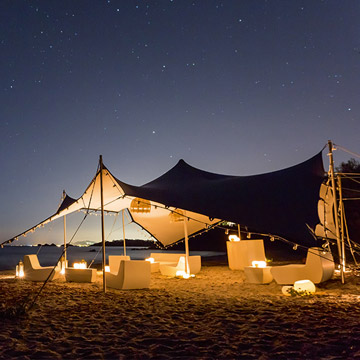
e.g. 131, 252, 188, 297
1, 0, 359, 245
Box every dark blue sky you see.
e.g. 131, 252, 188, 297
1, 0, 359, 245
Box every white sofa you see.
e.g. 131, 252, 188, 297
106, 260, 151, 290
149, 253, 186, 266
270, 247, 335, 285
23, 254, 60, 282
159, 256, 201, 277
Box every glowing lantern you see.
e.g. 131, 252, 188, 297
145, 257, 155, 263
252, 261, 267, 268
294, 280, 316, 294
73, 259, 87, 269
59, 256, 67, 275
105, 265, 110, 273
16, 260, 24, 278
228, 235, 240, 242
130, 198, 151, 213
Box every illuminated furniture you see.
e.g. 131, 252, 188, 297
270, 247, 335, 285
244, 265, 273, 284
108, 255, 130, 273
65, 267, 97, 283
23, 254, 60, 282
149, 253, 186, 266
159, 256, 201, 277
227, 240, 266, 270
106, 260, 151, 290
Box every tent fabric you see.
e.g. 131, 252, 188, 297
4, 166, 219, 247
3, 151, 325, 248
115, 151, 325, 246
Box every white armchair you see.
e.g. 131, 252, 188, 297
108, 255, 130, 273
23, 254, 59, 282
270, 247, 335, 285
106, 260, 151, 290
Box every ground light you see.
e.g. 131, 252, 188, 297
176, 270, 195, 279
294, 279, 316, 294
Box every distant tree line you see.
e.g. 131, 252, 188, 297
336, 158, 360, 243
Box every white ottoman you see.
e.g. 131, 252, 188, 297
244, 266, 273, 284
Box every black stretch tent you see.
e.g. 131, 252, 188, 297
116, 151, 325, 246
2, 151, 325, 248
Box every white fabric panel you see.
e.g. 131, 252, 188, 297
17, 168, 218, 246
130, 203, 219, 247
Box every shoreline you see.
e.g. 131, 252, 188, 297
1, 264, 360, 359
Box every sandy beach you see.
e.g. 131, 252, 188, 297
1, 261, 360, 359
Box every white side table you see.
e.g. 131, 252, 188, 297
244, 266, 273, 284
65, 268, 97, 283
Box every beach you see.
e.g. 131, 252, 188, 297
1, 261, 360, 359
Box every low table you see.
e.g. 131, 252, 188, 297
65, 267, 97, 283
244, 266, 273, 284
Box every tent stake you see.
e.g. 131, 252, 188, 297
328, 140, 344, 284
100, 155, 106, 293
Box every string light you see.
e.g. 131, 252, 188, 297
293, 244, 298, 250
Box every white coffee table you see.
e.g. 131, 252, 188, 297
65, 267, 97, 283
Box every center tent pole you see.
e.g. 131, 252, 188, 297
99, 155, 106, 293
63, 190, 67, 269
122, 209, 126, 256
328, 140, 344, 284
183, 216, 190, 275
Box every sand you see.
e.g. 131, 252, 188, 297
1, 263, 360, 359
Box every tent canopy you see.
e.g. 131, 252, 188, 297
3, 151, 325, 248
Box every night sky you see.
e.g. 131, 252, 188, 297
1, 0, 359, 245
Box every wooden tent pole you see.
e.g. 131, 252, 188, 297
184, 217, 190, 275
122, 209, 126, 256
99, 155, 106, 293
237, 224, 242, 240
338, 175, 346, 276
328, 140, 344, 284
63, 190, 67, 269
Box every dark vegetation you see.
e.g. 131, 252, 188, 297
336, 158, 360, 244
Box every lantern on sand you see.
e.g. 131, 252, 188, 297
294, 279, 316, 294
16, 260, 24, 278
73, 259, 87, 269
